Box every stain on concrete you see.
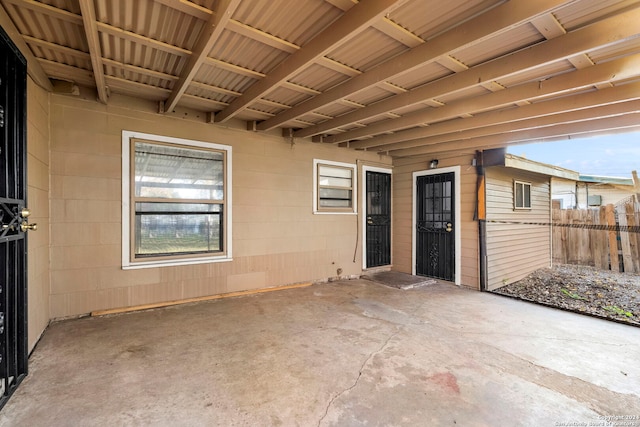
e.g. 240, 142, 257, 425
427, 372, 461, 394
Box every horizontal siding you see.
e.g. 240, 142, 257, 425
485, 167, 551, 290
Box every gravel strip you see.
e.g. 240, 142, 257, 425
494, 264, 640, 326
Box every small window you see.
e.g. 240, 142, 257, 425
122, 131, 232, 268
514, 181, 531, 209
313, 160, 357, 214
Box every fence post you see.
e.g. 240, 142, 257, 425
605, 204, 619, 272
626, 202, 640, 272
617, 204, 634, 272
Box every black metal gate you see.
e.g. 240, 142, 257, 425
365, 171, 391, 268
416, 172, 455, 281
0, 25, 29, 410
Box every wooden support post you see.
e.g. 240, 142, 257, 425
605, 204, 619, 272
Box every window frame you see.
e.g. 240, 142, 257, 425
514, 180, 532, 210
122, 131, 232, 269
313, 159, 357, 214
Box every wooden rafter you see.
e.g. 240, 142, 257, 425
154, 0, 212, 20
163, 0, 241, 113
214, 0, 411, 123
78, 0, 108, 103
391, 112, 640, 157
337, 53, 640, 147
293, 6, 640, 138
0, 3, 52, 90
257, 0, 572, 132
382, 95, 640, 154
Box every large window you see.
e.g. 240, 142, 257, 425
514, 181, 532, 209
313, 159, 357, 214
122, 131, 232, 268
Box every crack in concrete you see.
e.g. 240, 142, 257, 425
317, 327, 400, 427
317, 299, 428, 426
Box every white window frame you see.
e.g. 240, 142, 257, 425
121, 130, 233, 269
514, 180, 532, 210
313, 159, 357, 215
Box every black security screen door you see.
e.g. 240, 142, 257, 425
365, 171, 391, 268
0, 26, 29, 410
416, 172, 455, 281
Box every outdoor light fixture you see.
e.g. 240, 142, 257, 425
429, 159, 439, 169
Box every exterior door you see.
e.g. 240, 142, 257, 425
0, 26, 29, 409
365, 170, 391, 268
416, 172, 455, 281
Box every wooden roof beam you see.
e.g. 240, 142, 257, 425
257, 0, 572, 132
341, 53, 640, 147
0, 3, 53, 91
2, 0, 82, 24
384, 97, 640, 154
214, 0, 411, 123
391, 112, 640, 158
163, 0, 241, 113
154, 0, 213, 20
295, 6, 640, 138
78, 0, 108, 103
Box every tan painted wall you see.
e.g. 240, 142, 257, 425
392, 153, 479, 289
48, 90, 391, 318
485, 168, 551, 291
26, 77, 50, 351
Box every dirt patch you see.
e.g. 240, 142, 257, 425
494, 264, 640, 326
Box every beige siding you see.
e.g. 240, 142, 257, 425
553, 177, 635, 209
27, 77, 51, 351
485, 168, 551, 291
48, 89, 391, 318
392, 153, 479, 289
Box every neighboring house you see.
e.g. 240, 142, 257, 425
481, 151, 577, 291
552, 174, 637, 209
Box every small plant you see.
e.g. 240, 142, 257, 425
604, 305, 633, 317
560, 288, 587, 300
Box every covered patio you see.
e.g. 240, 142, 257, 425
1, 279, 638, 425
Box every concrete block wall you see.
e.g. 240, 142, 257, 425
26, 78, 51, 351
47, 89, 391, 318
392, 152, 480, 289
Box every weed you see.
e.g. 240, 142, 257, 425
604, 305, 633, 317
560, 288, 587, 300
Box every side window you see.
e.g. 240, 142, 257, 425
122, 132, 232, 268
313, 160, 357, 214
514, 181, 532, 209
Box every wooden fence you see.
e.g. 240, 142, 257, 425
552, 202, 640, 272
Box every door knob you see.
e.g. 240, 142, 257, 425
20, 221, 37, 232
446, 222, 452, 232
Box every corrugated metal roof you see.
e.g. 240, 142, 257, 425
2, 0, 639, 156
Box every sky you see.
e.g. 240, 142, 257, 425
507, 132, 640, 179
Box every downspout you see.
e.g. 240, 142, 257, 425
475, 151, 488, 291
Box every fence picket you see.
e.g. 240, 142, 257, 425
552, 201, 639, 272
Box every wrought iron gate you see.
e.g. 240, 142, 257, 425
0, 25, 29, 410
416, 172, 455, 281
365, 171, 391, 268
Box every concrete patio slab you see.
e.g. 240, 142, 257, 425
0, 280, 639, 426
